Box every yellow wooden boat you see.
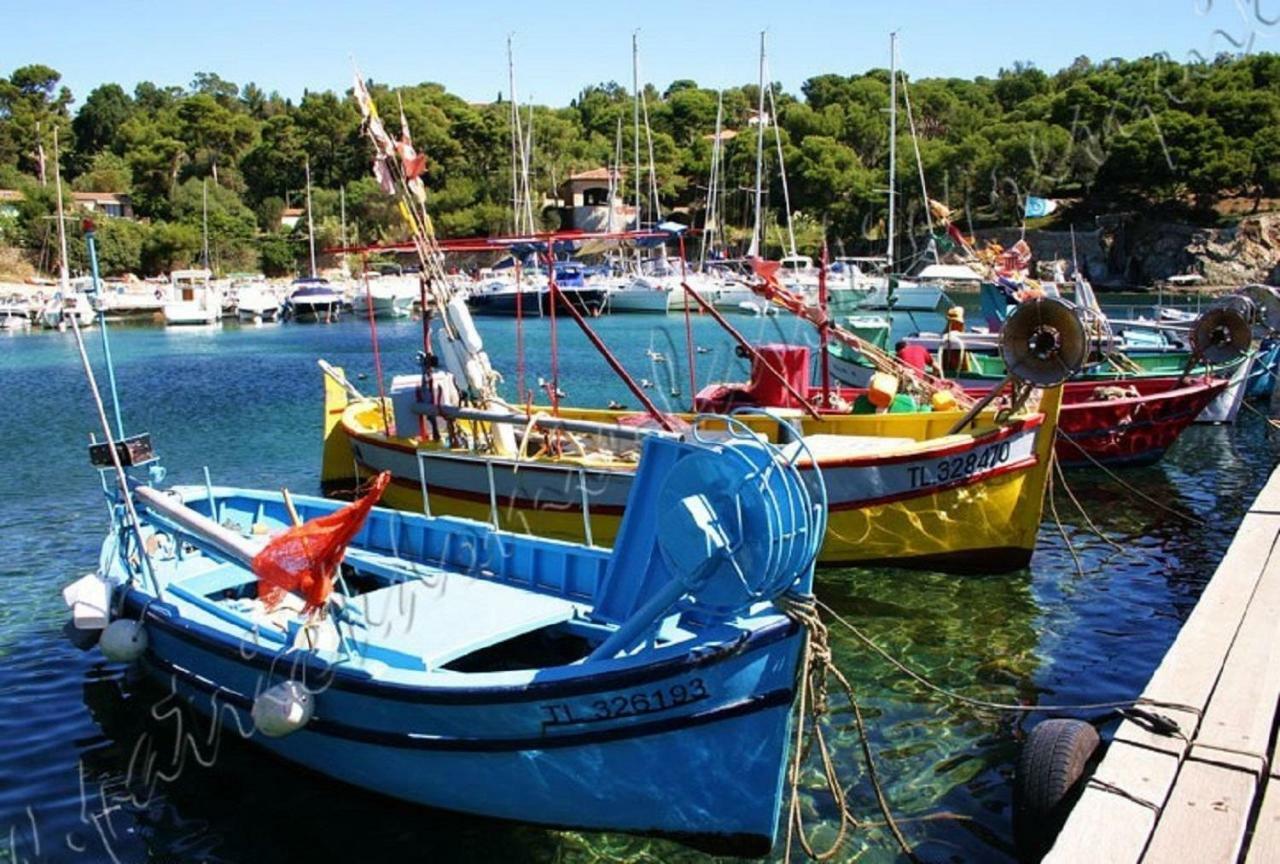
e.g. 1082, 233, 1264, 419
322, 371, 1063, 574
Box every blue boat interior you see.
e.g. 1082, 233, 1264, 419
126, 435, 814, 680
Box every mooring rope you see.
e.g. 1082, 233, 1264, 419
1052, 458, 1142, 560
1045, 462, 1086, 580
1055, 432, 1207, 526
814, 598, 1202, 719
1237, 397, 1280, 430
780, 595, 918, 863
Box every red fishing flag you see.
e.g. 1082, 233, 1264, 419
252, 472, 391, 613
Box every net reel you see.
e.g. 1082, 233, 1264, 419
1237, 284, 1280, 335
949, 297, 1087, 434
1186, 300, 1252, 373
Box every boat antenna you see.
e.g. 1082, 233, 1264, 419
84, 220, 125, 439
67, 310, 164, 601
305, 156, 317, 278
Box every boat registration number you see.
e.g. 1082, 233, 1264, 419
539, 678, 709, 728
908, 440, 1014, 490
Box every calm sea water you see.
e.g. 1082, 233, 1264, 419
1, 303, 1274, 864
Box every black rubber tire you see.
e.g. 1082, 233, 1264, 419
1013, 718, 1100, 861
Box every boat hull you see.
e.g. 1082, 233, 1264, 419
607, 287, 671, 313
289, 300, 342, 322
122, 588, 799, 853
467, 288, 609, 317
163, 302, 221, 326
352, 294, 415, 318
1051, 378, 1229, 467
330, 396, 1057, 574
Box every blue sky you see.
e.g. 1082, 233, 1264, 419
5, 0, 1277, 107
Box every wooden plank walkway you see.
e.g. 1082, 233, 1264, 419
1045, 466, 1280, 864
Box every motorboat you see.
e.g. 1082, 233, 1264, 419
351, 273, 417, 319
162, 269, 222, 326
235, 282, 282, 323
286, 278, 344, 322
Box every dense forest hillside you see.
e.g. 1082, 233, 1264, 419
1, 51, 1278, 277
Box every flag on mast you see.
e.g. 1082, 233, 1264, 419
1024, 196, 1059, 219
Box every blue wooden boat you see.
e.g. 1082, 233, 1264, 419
68, 422, 826, 855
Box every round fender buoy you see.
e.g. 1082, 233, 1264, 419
252, 681, 314, 738
99, 619, 148, 663
1013, 718, 1100, 860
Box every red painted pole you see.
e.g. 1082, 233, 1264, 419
514, 257, 525, 403
819, 242, 831, 408
680, 280, 821, 419
678, 234, 696, 405
545, 246, 560, 416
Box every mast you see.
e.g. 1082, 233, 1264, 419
749, 31, 766, 258
700, 92, 724, 271
340, 185, 349, 276
305, 156, 317, 278
632, 31, 642, 233
201, 178, 210, 270
886, 31, 898, 274
508, 35, 522, 235
53, 127, 70, 291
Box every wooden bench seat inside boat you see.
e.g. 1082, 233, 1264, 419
344, 567, 582, 670
782, 434, 932, 462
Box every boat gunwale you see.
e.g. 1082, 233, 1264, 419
124, 588, 798, 704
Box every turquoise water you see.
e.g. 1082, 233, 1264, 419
0, 309, 1274, 863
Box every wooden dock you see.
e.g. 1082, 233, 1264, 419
1045, 467, 1280, 863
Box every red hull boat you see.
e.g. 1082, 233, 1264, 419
695, 345, 1228, 470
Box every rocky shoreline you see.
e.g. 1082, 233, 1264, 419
972, 211, 1280, 293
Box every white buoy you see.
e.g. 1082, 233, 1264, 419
252, 681, 314, 737
99, 619, 148, 663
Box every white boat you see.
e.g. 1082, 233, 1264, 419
94, 280, 169, 318
163, 269, 222, 326
0, 301, 31, 331
608, 275, 671, 313
39, 290, 96, 329
351, 274, 416, 319
286, 278, 344, 322
235, 284, 282, 323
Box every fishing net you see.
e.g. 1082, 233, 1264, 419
252, 472, 391, 612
